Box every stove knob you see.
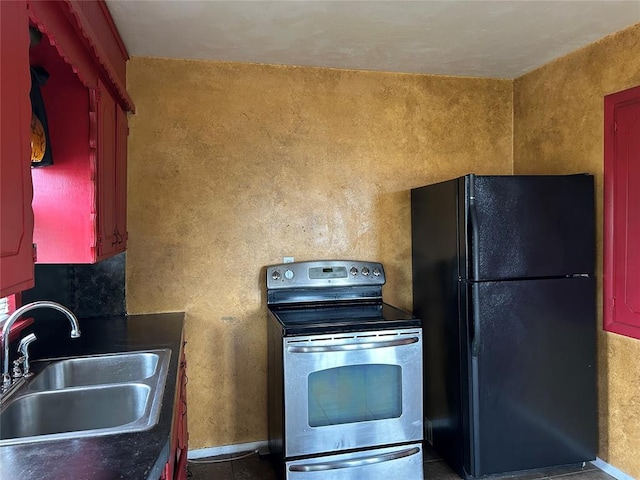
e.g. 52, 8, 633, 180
284, 269, 295, 280
361, 267, 370, 276
372, 267, 381, 277
271, 270, 281, 280
349, 267, 358, 276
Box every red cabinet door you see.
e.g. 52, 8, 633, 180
176, 352, 189, 480
169, 344, 189, 480
96, 81, 118, 259
604, 84, 640, 339
0, 0, 35, 297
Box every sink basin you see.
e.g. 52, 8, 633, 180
1, 384, 150, 440
28, 351, 161, 390
0, 349, 171, 446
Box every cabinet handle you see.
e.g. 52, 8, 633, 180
111, 231, 124, 247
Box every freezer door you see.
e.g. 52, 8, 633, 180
466, 175, 595, 280
468, 277, 597, 476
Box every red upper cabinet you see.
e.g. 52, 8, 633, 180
1, 0, 133, 294
96, 81, 119, 259
26, 0, 133, 264
0, 0, 35, 297
95, 83, 128, 260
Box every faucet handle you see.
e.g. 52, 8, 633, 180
12, 358, 24, 378
17, 333, 37, 378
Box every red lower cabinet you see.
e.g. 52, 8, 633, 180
162, 339, 189, 480
175, 347, 189, 479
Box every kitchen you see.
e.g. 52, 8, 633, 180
1, 1, 639, 479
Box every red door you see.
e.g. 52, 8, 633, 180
604, 84, 640, 339
0, 0, 35, 297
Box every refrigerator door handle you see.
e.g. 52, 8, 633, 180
468, 175, 481, 358
470, 283, 481, 358
468, 174, 480, 281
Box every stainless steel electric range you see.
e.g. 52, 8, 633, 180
266, 260, 424, 480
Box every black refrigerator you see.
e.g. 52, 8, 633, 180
411, 174, 597, 479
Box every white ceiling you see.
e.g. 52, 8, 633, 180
105, 0, 640, 79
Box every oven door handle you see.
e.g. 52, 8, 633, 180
288, 446, 420, 472
287, 336, 419, 353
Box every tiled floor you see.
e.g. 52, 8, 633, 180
187, 447, 616, 480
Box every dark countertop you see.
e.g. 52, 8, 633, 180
0, 311, 185, 480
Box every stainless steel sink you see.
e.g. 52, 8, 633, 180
1, 384, 150, 439
0, 349, 171, 446
28, 351, 161, 390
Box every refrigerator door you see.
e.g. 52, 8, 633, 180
467, 277, 597, 477
464, 175, 595, 281
412, 178, 469, 477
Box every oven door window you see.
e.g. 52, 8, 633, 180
308, 364, 402, 427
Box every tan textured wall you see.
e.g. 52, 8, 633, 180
513, 23, 640, 478
126, 58, 513, 449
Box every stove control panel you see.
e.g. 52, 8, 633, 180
266, 260, 385, 289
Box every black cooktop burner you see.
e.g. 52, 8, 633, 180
269, 302, 419, 336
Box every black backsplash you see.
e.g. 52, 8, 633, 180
22, 253, 126, 319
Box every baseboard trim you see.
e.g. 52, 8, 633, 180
188, 447, 635, 479
188, 440, 269, 460
592, 457, 636, 480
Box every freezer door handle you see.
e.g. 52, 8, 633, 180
288, 446, 421, 472
470, 283, 481, 358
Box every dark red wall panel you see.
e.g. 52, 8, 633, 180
604, 84, 640, 339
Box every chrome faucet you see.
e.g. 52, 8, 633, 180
1, 301, 81, 392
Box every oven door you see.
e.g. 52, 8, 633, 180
283, 329, 423, 457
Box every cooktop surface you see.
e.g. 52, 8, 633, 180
268, 302, 420, 336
